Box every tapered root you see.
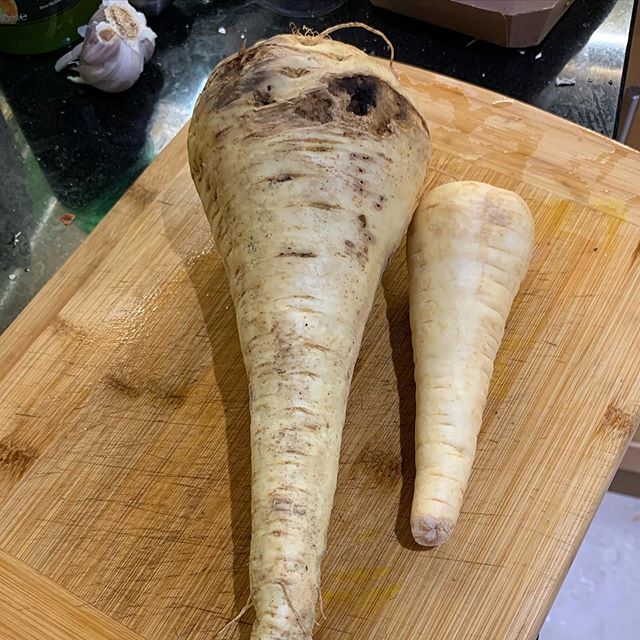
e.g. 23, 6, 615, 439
411, 516, 454, 547
407, 181, 534, 549
189, 30, 432, 639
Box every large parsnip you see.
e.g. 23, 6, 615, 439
407, 181, 533, 546
189, 33, 430, 639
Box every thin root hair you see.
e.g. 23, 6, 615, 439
279, 580, 314, 637
215, 596, 254, 639
314, 22, 395, 69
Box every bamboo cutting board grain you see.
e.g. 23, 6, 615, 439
1, 63, 640, 640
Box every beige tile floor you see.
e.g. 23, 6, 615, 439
541, 475, 640, 639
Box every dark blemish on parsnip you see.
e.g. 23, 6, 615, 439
254, 89, 274, 106
269, 174, 293, 185
271, 496, 307, 517
279, 66, 311, 78
208, 60, 269, 110
214, 125, 232, 140
344, 238, 369, 268
303, 342, 331, 353
329, 75, 378, 116
333, 73, 415, 136
278, 251, 317, 258
309, 202, 339, 210
220, 68, 423, 148
358, 214, 367, 228
294, 92, 334, 124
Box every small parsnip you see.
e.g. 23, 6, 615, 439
407, 181, 533, 546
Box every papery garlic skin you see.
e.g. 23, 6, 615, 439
103, 1, 156, 62
55, 0, 157, 93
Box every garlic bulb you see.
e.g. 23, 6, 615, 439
55, 0, 157, 93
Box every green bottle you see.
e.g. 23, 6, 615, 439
0, 0, 99, 55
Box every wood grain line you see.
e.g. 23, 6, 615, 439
0, 549, 146, 640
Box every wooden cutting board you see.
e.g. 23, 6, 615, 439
1, 63, 640, 640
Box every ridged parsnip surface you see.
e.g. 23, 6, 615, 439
189, 33, 431, 639
407, 181, 533, 546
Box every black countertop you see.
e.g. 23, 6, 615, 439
0, 0, 636, 332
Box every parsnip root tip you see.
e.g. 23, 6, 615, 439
411, 517, 454, 547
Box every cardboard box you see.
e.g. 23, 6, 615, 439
370, 0, 577, 48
